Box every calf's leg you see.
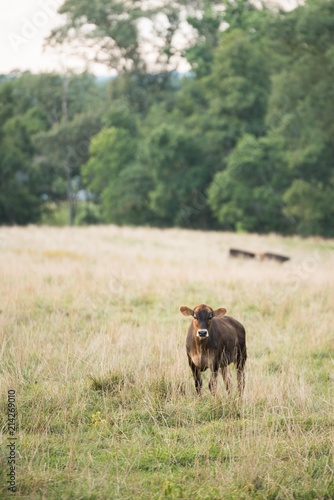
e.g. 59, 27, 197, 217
221, 365, 232, 395
188, 357, 202, 395
236, 347, 247, 396
208, 370, 218, 396
236, 368, 245, 396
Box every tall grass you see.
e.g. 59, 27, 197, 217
0, 225, 333, 499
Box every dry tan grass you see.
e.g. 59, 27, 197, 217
0, 225, 333, 498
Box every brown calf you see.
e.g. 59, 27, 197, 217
179, 304, 247, 396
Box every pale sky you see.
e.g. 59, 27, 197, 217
0, 0, 113, 75
0, 0, 299, 76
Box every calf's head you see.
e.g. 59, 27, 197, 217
179, 304, 227, 339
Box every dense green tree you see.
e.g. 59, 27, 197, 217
0, 79, 48, 224
82, 126, 154, 224
34, 112, 102, 214
208, 134, 291, 233
265, 0, 334, 237
106, 71, 182, 118
83, 127, 137, 192
100, 162, 154, 225
283, 179, 334, 237
0, 72, 106, 225
185, 0, 223, 77
206, 28, 272, 138
170, 21, 273, 191
5, 72, 102, 126
145, 124, 211, 227
0, 113, 43, 224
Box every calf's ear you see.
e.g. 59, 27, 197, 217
179, 306, 194, 316
213, 307, 227, 317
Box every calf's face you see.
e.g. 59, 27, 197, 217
179, 304, 227, 339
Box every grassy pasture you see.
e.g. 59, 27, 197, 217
0, 225, 333, 499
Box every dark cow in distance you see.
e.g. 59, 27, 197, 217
229, 248, 290, 263
179, 304, 247, 396
229, 248, 256, 259
261, 252, 290, 263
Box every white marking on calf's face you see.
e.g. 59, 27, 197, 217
196, 329, 209, 338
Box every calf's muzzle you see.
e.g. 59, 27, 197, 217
197, 329, 209, 338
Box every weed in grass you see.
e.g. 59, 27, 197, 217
89, 371, 129, 394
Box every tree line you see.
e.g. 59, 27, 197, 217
1, 0, 333, 237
